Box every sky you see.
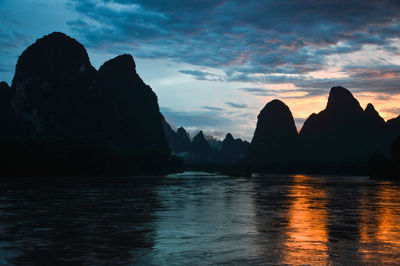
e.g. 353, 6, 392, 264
1, 0, 400, 141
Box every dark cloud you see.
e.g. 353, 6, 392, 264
67, 0, 400, 77
225, 102, 247, 109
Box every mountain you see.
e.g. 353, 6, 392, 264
6, 32, 169, 154
0, 32, 177, 176
300, 86, 385, 163
247, 99, 298, 168
204, 134, 223, 151
190, 131, 211, 155
176, 127, 191, 152
365, 103, 385, 128
387, 115, 400, 144
162, 116, 191, 153
219, 133, 249, 164
161, 119, 249, 165
10, 32, 96, 137
92, 54, 169, 153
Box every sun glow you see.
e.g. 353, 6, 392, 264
281, 175, 329, 264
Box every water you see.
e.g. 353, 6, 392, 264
1, 172, 400, 265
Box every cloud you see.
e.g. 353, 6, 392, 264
160, 107, 231, 129
179, 69, 222, 81
67, 0, 400, 77
160, 106, 256, 141
225, 102, 247, 109
203, 106, 223, 111
381, 107, 400, 116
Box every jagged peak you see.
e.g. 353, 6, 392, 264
365, 103, 376, 112
194, 130, 205, 139
326, 86, 362, 112
364, 102, 385, 125
99, 54, 136, 73
177, 127, 187, 135
224, 133, 234, 141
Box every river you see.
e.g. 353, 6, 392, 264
1, 172, 400, 265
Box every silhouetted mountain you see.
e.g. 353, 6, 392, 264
204, 134, 223, 151
162, 114, 178, 149
190, 131, 211, 155
92, 54, 169, 153
365, 103, 385, 128
7, 32, 169, 154
387, 115, 400, 144
176, 127, 191, 152
219, 133, 249, 164
0, 32, 179, 176
247, 99, 298, 169
10, 32, 96, 137
364, 103, 387, 154
162, 116, 191, 153
300, 86, 384, 163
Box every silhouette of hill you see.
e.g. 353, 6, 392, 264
190, 131, 211, 155
0, 32, 180, 176
387, 115, 400, 145
241, 86, 400, 175
176, 127, 191, 152
162, 116, 191, 154
204, 135, 223, 151
2, 32, 400, 177
92, 54, 169, 153
161, 118, 249, 166
299, 86, 385, 164
247, 99, 299, 170
11, 32, 96, 137
219, 133, 249, 165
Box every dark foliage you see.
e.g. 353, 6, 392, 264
369, 136, 400, 178
0, 137, 184, 177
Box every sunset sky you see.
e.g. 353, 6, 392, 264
1, 0, 400, 140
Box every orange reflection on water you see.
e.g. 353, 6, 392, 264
359, 182, 400, 264
281, 174, 329, 264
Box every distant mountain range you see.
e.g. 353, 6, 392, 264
0, 32, 399, 176
162, 116, 249, 165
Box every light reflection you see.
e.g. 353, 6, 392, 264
281, 174, 328, 264
359, 182, 400, 264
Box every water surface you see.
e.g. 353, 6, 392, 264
1, 172, 400, 265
